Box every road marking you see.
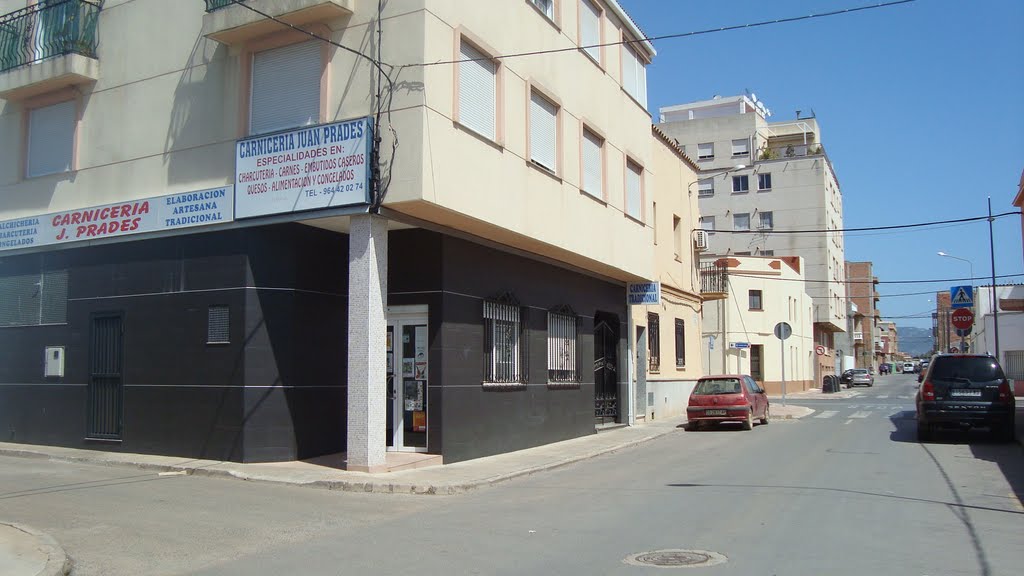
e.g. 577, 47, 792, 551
877, 394, 889, 399
850, 411, 872, 419
815, 410, 838, 419
850, 405, 860, 409
899, 395, 912, 399
844, 419, 853, 425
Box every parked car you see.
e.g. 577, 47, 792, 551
902, 362, 915, 374
919, 360, 930, 372
686, 375, 769, 431
846, 368, 874, 387
915, 354, 1015, 442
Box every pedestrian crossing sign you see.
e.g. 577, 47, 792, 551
949, 285, 973, 309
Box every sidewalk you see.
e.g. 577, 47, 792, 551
0, 523, 70, 576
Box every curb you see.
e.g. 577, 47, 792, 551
0, 426, 682, 497
4, 523, 72, 576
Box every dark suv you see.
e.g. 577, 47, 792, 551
916, 354, 1015, 441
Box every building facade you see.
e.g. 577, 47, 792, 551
0, 0, 676, 467
846, 261, 881, 371
657, 95, 846, 383
701, 255, 815, 395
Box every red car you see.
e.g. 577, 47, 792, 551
686, 374, 770, 430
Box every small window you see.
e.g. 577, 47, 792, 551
672, 215, 682, 259
732, 175, 749, 193
733, 213, 750, 231
697, 142, 714, 160
27, 100, 75, 178
250, 41, 321, 135
208, 306, 230, 344
459, 39, 498, 141
484, 299, 527, 384
626, 160, 643, 220
749, 290, 763, 311
758, 172, 773, 191
731, 138, 749, 156
530, 90, 558, 172
699, 216, 715, 232
622, 41, 647, 107
647, 313, 660, 372
697, 178, 714, 197
674, 318, 685, 368
758, 211, 774, 230
579, 0, 601, 63
582, 127, 604, 199
761, 250, 775, 256
547, 310, 578, 384
531, 0, 554, 19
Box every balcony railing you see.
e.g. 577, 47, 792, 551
700, 261, 729, 298
205, 0, 236, 11
853, 331, 863, 341
757, 142, 826, 161
0, 0, 101, 74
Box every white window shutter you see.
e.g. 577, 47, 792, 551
582, 129, 603, 197
251, 41, 321, 135
580, 0, 600, 62
28, 100, 75, 178
530, 92, 557, 171
622, 45, 646, 107
459, 41, 497, 140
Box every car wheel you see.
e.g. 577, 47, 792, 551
917, 419, 931, 442
743, 409, 754, 431
760, 405, 770, 425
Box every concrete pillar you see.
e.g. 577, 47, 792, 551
346, 214, 388, 473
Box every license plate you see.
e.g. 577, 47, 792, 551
950, 389, 981, 398
706, 409, 727, 416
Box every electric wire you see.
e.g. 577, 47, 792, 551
715, 211, 1021, 235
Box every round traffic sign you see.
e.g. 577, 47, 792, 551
814, 345, 826, 356
948, 346, 959, 354
774, 322, 792, 340
951, 308, 974, 330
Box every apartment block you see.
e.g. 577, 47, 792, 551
657, 94, 846, 383
846, 261, 881, 371
0, 0, 690, 467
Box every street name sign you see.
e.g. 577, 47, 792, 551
627, 282, 661, 305
731, 342, 750, 349
950, 285, 973, 309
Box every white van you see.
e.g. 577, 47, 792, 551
902, 362, 915, 374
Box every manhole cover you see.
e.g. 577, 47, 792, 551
624, 549, 727, 568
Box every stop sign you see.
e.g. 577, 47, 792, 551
951, 308, 974, 330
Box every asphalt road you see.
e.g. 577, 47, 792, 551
2, 373, 1022, 575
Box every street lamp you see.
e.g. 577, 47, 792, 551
937, 251, 974, 284
688, 164, 747, 196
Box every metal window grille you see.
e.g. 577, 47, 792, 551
484, 299, 526, 384
647, 312, 660, 372
547, 311, 578, 383
697, 178, 714, 197
675, 318, 685, 367
207, 306, 230, 344
1004, 350, 1024, 381
0, 0, 102, 74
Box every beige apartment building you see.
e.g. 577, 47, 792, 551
0, 0, 699, 468
700, 255, 815, 394
657, 95, 846, 382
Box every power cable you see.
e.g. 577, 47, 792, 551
715, 211, 1021, 235
406, 0, 916, 67
724, 272, 1024, 285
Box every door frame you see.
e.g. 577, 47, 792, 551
386, 305, 429, 453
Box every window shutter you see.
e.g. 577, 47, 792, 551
28, 100, 75, 177
626, 162, 642, 220
698, 142, 714, 159
458, 41, 497, 140
530, 92, 557, 171
582, 129, 603, 197
622, 44, 646, 107
580, 0, 600, 61
250, 41, 321, 135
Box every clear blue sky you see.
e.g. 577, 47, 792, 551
618, 0, 1024, 329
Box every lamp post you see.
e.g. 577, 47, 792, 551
937, 251, 974, 353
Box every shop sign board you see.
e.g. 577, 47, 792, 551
234, 117, 373, 219
0, 187, 233, 252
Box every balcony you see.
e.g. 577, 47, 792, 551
0, 0, 101, 100
853, 331, 863, 341
202, 0, 354, 45
699, 261, 728, 301
757, 142, 826, 161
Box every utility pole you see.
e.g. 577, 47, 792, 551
988, 197, 1000, 360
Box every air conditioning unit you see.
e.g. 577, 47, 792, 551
693, 230, 709, 251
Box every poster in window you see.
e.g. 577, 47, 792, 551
414, 326, 428, 382
404, 379, 423, 411
402, 358, 414, 377
386, 330, 393, 352
386, 352, 393, 374
412, 410, 426, 432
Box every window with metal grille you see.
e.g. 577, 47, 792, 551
547, 310, 578, 384
697, 178, 713, 197
648, 312, 660, 372
207, 306, 230, 344
675, 318, 686, 367
0, 259, 67, 327
484, 299, 527, 385
1004, 350, 1024, 381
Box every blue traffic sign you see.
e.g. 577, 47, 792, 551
950, 285, 973, 309
731, 342, 750, 349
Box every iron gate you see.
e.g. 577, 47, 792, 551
88, 313, 123, 439
594, 313, 619, 423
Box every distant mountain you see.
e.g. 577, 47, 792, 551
897, 326, 933, 357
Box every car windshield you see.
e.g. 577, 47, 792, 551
694, 378, 742, 395
852, 370, 868, 375
929, 357, 1005, 384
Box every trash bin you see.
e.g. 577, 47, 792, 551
822, 375, 838, 393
